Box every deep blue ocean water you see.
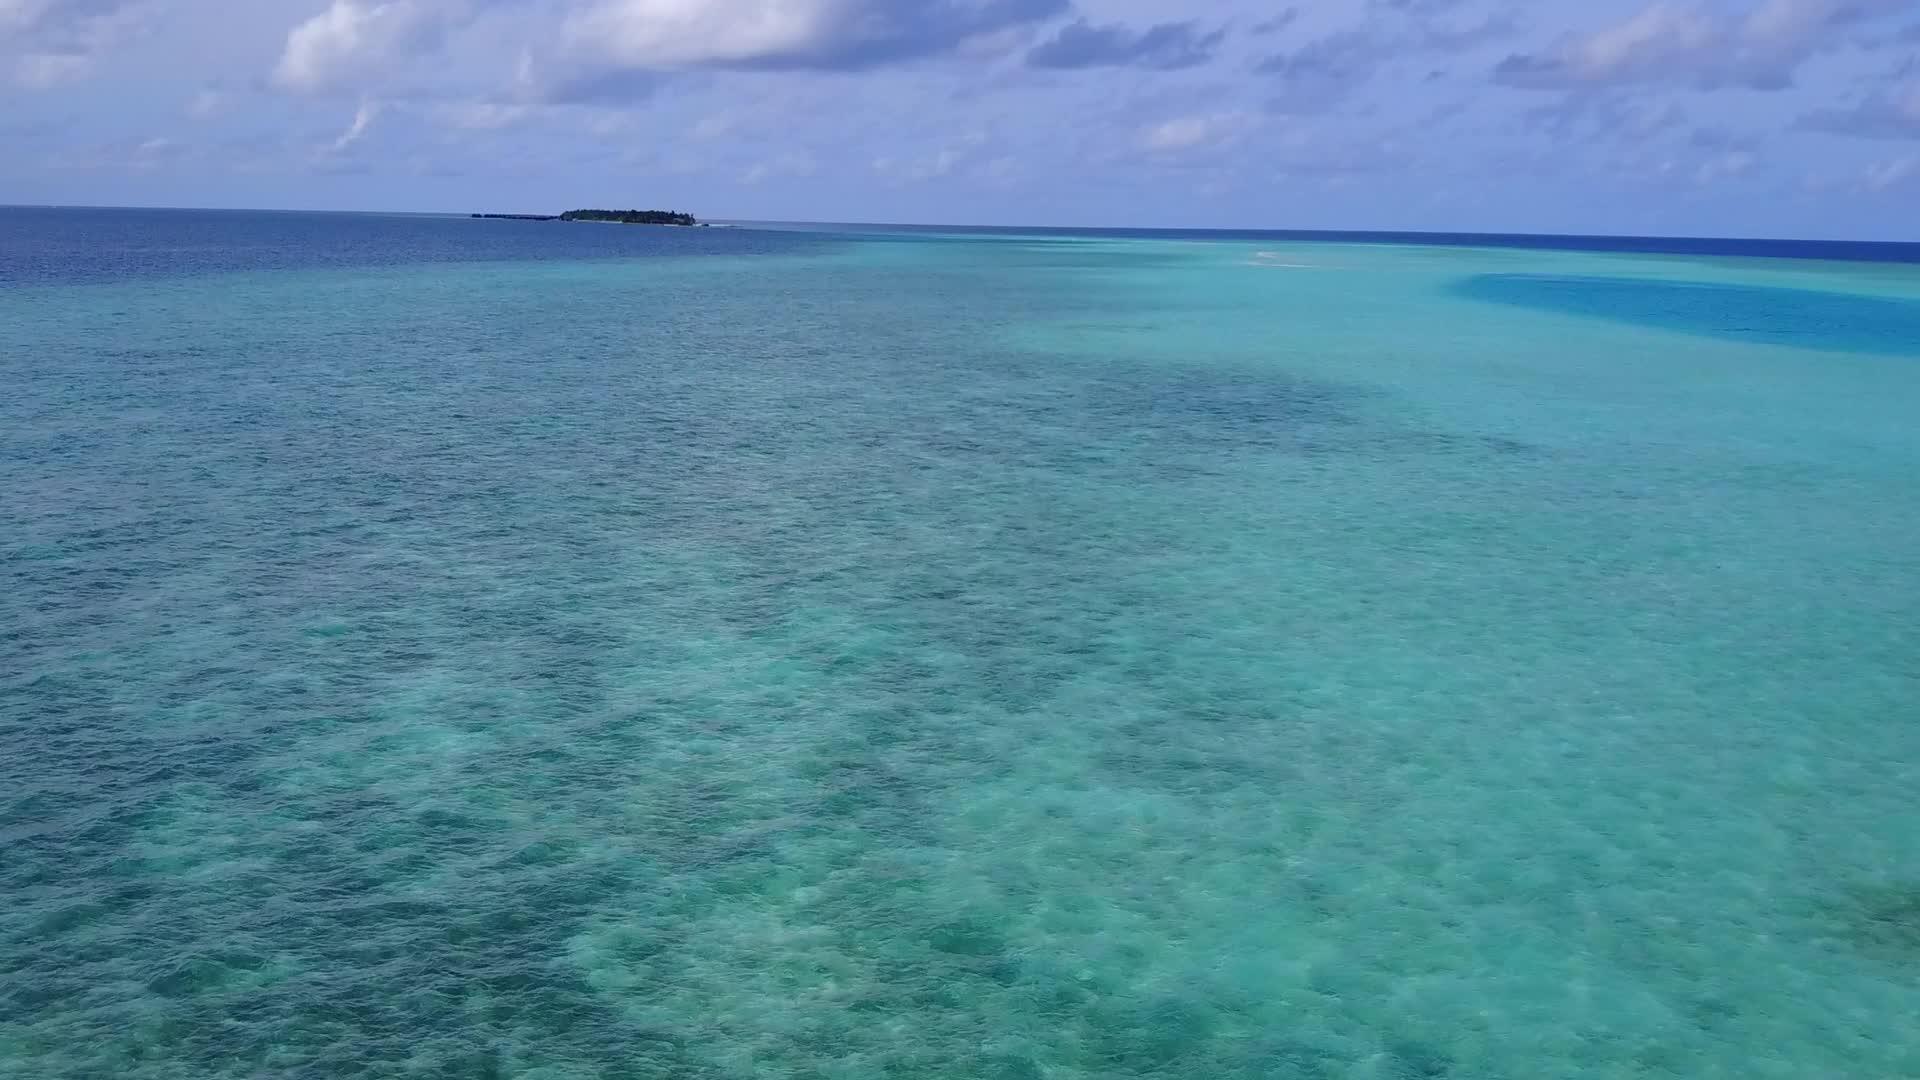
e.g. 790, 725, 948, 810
3, 208, 1919, 1079
752, 219, 1920, 263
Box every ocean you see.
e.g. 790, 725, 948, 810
3, 206, 1918, 1079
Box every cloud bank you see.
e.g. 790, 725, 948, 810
5, 0, 1920, 238
1026, 18, 1224, 70
1495, 0, 1916, 91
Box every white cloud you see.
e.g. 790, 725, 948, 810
742, 150, 817, 184
434, 100, 531, 129
44, 130, 193, 171
7, 0, 145, 42
274, 0, 458, 93
187, 88, 226, 117
560, 0, 835, 69
1564, 4, 1718, 77
1693, 149, 1757, 184
1139, 111, 1255, 153
0, 0, 62, 35
976, 154, 1020, 186
328, 98, 381, 151
1800, 80, 1920, 137
874, 131, 989, 182
1496, 0, 1919, 90
691, 110, 742, 140
1864, 153, 1917, 189
530, 0, 1066, 97
3, 0, 145, 87
14, 49, 84, 85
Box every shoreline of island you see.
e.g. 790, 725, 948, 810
471, 209, 701, 226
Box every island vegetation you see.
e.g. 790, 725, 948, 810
560, 209, 698, 226
470, 209, 702, 226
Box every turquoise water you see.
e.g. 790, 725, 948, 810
3, 210, 1919, 1079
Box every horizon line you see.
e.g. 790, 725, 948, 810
5, 202, 1920, 250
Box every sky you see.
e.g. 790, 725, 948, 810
2, 0, 1918, 237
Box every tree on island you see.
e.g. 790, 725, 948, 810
561, 209, 698, 226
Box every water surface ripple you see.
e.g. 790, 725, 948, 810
3, 210, 1919, 1079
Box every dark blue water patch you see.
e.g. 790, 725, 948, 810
1455, 274, 1920, 356
754, 221, 1920, 265
1828, 883, 1920, 958
0, 207, 834, 286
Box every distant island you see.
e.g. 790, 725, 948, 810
563, 209, 698, 226
470, 209, 699, 226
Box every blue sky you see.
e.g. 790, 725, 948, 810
2, 0, 1918, 236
